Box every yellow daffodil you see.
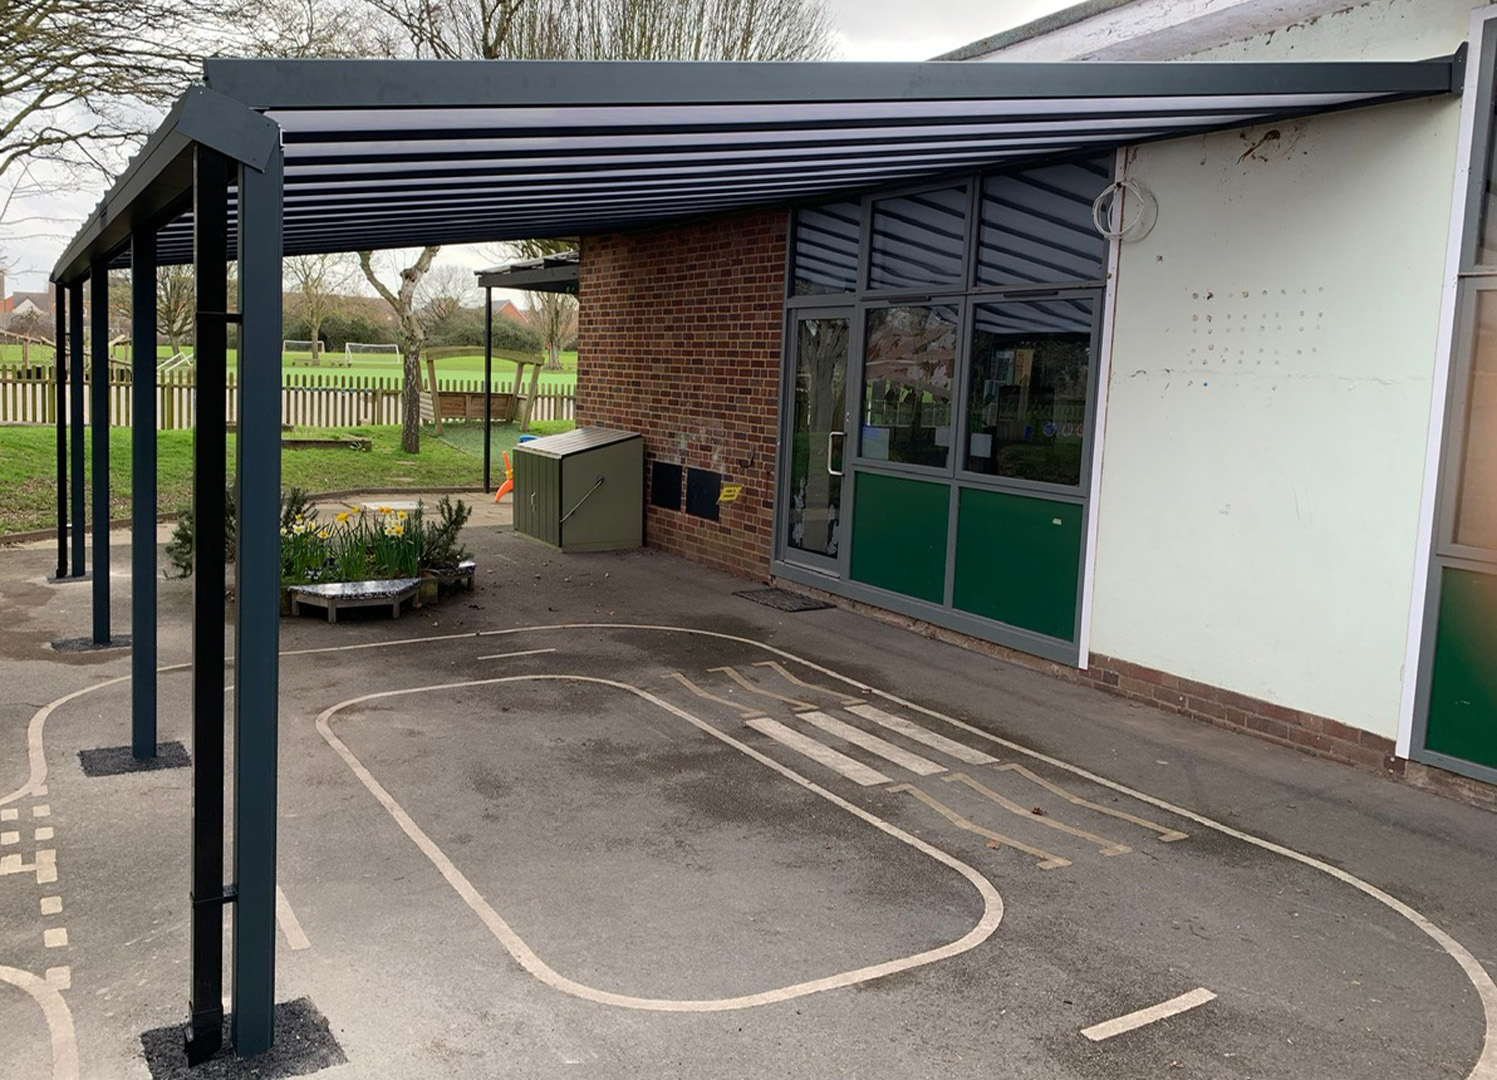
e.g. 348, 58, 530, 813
317, 530, 330, 540
335, 511, 349, 523
396, 510, 407, 520
390, 525, 404, 537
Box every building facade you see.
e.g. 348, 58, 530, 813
571, 0, 1495, 792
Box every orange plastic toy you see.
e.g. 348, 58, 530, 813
493, 451, 514, 503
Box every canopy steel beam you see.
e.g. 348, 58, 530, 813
230, 143, 283, 1059
90, 267, 110, 644
53, 285, 67, 580
132, 227, 159, 759
68, 282, 84, 577
187, 143, 230, 1067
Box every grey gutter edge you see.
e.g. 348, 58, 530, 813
932, 0, 1140, 61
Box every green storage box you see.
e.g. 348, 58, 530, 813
512, 427, 644, 551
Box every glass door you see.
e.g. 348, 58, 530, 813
782, 312, 850, 574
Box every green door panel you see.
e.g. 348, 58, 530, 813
1426, 567, 1497, 770
953, 488, 1082, 642
849, 472, 950, 604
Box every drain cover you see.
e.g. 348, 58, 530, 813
733, 588, 834, 613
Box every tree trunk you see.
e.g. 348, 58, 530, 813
402, 339, 422, 453
546, 343, 561, 370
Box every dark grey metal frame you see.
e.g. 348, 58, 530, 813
772, 160, 1109, 666
1408, 24, 1497, 786
44, 50, 1464, 1057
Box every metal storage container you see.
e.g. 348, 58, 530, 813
512, 427, 644, 551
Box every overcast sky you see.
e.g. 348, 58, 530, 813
1, 0, 1071, 294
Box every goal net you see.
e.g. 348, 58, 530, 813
343, 342, 400, 367
283, 339, 323, 366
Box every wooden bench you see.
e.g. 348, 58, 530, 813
287, 578, 423, 623
426, 559, 477, 594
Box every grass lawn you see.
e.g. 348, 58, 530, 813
0, 343, 579, 393
0, 421, 571, 536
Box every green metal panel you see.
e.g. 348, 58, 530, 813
1426, 567, 1497, 770
849, 472, 949, 603
953, 487, 1082, 642
513, 445, 560, 546
513, 428, 642, 551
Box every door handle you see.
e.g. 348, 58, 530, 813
827, 431, 846, 477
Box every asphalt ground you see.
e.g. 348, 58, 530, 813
1, 510, 1495, 1079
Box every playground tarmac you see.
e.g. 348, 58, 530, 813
0, 508, 1495, 1079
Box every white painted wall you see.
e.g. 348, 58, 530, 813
1086, 0, 1475, 737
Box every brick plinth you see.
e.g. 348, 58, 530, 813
577, 211, 786, 581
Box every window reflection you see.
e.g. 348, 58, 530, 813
1456, 292, 1497, 549
793, 201, 861, 295
977, 158, 1111, 287
868, 187, 968, 290
861, 305, 959, 468
965, 299, 1095, 486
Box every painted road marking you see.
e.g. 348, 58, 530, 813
275, 885, 312, 951
316, 674, 1003, 1012
753, 661, 863, 705
474, 648, 558, 662
711, 666, 814, 711
798, 711, 945, 777
994, 763, 1188, 843
943, 773, 1130, 857
35, 827, 54, 842
0, 964, 79, 1080
846, 704, 997, 766
665, 672, 764, 718
0, 848, 54, 883
17, 624, 1497, 1078
1081, 987, 1217, 1041
40, 896, 62, 916
746, 717, 892, 787
1, 831, 17, 844
1, 808, 16, 821
33, 805, 50, 818
45, 967, 70, 991
43, 928, 68, 948
891, 784, 1070, 871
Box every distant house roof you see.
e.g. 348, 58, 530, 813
493, 299, 528, 323
3, 291, 53, 317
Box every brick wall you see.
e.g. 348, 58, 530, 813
577, 210, 787, 580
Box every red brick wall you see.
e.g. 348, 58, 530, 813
576, 210, 787, 580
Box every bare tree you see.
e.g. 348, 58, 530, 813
157, 264, 195, 354
358, 246, 439, 453
524, 290, 578, 370
285, 253, 351, 358
421, 264, 478, 326
229, 0, 396, 57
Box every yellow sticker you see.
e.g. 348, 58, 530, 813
718, 484, 744, 504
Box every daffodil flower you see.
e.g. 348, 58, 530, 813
335, 512, 349, 523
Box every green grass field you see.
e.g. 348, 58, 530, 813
0, 419, 574, 535
0, 344, 578, 393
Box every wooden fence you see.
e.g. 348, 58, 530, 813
0, 368, 576, 430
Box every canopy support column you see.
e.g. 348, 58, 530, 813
132, 228, 159, 759
187, 143, 230, 1067
69, 281, 84, 577
54, 285, 67, 580
90, 267, 110, 643
230, 142, 283, 1059
483, 285, 493, 493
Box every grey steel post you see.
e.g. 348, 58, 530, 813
231, 143, 282, 1059
90, 267, 110, 644
69, 281, 85, 577
187, 144, 230, 1067
54, 284, 68, 579
483, 285, 493, 493
132, 229, 159, 759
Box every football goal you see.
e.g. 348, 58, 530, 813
283, 339, 323, 366
343, 342, 400, 367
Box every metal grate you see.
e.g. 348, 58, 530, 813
734, 587, 834, 612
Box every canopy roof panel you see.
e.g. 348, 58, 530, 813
57, 54, 1461, 280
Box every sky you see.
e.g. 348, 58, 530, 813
0, 0, 1073, 297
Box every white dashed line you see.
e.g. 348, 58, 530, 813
0, 808, 16, 821
1082, 987, 1217, 1041
45, 967, 71, 991
797, 711, 945, 777
275, 886, 312, 951
43, 928, 68, 948
35, 827, 54, 842
33, 805, 50, 818
1, 831, 17, 845
40, 897, 62, 916
746, 717, 892, 787
845, 704, 998, 766
474, 648, 558, 662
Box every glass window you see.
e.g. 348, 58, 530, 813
787, 317, 849, 560
977, 158, 1111, 287
964, 298, 1096, 486
868, 186, 968, 291
792, 201, 861, 295
1456, 292, 1497, 549
861, 304, 959, 468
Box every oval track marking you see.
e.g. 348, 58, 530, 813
0, 965, 79, 1080
15, 622, 1496, 1076
315, 674, 1005, 1012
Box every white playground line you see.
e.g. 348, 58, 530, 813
8, 622, 1497, 1078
